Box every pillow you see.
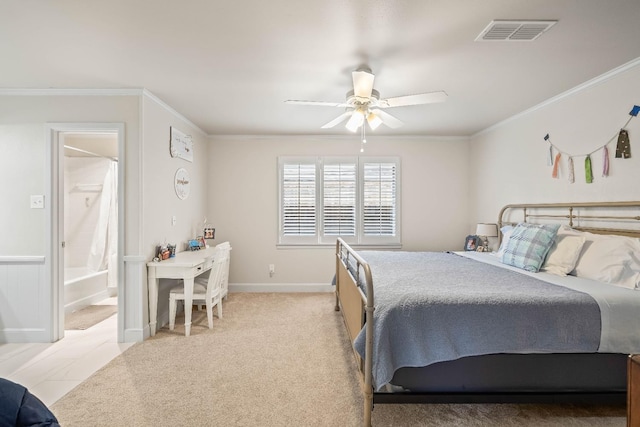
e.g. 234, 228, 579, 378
541, 234, 586, 276
500, 223, 560, 272
571, 233, 640, 289
494, 225, 514, 258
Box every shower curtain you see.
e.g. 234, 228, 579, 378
87, 161, 118, 288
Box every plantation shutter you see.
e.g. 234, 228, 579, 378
282, 162, 316, 236
323, 162, 356, 236
363, 162, 397, 236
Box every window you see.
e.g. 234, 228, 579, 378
278, 156, 400, 246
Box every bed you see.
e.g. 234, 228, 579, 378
334, 202, 640, 426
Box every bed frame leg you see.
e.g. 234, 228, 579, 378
364, 389, 373, 427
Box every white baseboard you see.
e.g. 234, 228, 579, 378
229, 283, 334, 293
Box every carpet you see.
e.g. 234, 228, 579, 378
65, 305, 117, 330
51, 293, 626, 426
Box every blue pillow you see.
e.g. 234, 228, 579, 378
500, 223, 560, 272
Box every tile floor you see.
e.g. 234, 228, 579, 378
0, 298, 134, 407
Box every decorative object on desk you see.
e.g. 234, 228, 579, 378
168, 243, 176, 258
169, 126, 193, 162
197, 236, 206, 249
543, 104, 638, 183
464, 235, 481, 251
174, 168, 190, 200
188, 239, 201, 251
156, 244, 171, 261
204, 226, 215, 240
475, 223, 498, 252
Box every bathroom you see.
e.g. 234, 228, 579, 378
63, 132, 118, 328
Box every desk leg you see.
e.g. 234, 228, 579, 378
148, 270, 159, 336
183, 277, 194, 337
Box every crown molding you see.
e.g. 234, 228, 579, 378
208, 134, 469, 143
0, 87, 208, 137
141, 89, 207, 137
0, 88, 144, 96
473, 56, 640, 138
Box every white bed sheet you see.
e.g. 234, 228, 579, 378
457, 251, 640, 354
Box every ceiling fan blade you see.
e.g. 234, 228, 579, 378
285, 100, 349, 107
378, 91, 448, 108
371, 109, 403, 129
352, 69, 375, 99
321, 111, 352, 129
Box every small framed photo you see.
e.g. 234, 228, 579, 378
464, 235, 481, 251
203, 226, 215, 240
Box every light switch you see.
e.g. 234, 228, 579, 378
172, 215, 177, 226
30, 195, 44, 209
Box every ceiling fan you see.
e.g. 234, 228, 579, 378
285, 66, 447, 132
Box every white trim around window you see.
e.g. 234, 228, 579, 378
278, 156, 401, 248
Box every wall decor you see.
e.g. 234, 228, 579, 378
544, 104, 638, 183
174, 167, 191, 200
169, 126, 193, 162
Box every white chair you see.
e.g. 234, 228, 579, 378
194, 242, 231, 311
215, 242, 232, 300
169, 248, 228, 332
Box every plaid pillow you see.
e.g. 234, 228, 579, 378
501, 223, 560, 272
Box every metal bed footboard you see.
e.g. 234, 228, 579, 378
335, 238, 374, 427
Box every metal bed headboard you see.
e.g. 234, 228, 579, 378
497, 201, 640, 242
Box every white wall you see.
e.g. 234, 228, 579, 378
0, 94, 141, 342
0, 95, 141, 255
0, 124, 46, 255
140, 94, 210, 327
207, 135, 470, 287
469, 61, 640, 223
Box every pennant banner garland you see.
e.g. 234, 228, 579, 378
544, 104, 638, 183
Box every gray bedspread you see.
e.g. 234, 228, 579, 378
351, 251, 601, 391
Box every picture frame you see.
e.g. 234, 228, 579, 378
464, 235, 481, 251
169, 126, 193, 162
203, 226, 215, 240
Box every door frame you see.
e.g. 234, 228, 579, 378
46, 122, 125, 342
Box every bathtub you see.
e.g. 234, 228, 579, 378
64, 267, 109, 314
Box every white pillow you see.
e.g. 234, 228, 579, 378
541, 234, 586, 276
571, 232, 640, 290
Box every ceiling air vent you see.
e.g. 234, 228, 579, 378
475, 20, 557, 42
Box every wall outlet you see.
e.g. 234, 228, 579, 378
269, 264, 275, 277
30, 195, 44, 209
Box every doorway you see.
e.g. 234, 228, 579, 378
49, 123, 125, 343
62, 132, 118, 335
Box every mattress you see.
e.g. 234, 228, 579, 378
351, 250, 640, 391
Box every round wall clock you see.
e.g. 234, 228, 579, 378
174, 167, 191, 200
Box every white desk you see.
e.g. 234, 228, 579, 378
147, 246, 216, 336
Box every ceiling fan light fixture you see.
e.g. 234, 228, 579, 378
366, 111, 383, 130
345, 108, 365, 132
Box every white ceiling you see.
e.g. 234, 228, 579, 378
2, 0, 640, 136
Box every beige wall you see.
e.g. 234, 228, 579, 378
469, 63, 640, 223
207, 135, 470, 285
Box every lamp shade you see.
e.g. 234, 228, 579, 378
345, 109, 365, 132
366, 111, 383, 130
476, 223, 498, 237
